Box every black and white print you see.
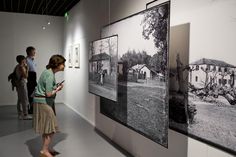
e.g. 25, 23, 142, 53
100, 2, 170, 147
169, 1, 236, 153
74, 44, 80, 68
68, 45, 73, 68
89, 36, 118, 101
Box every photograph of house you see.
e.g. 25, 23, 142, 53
129, 64, 150, 79
127, 64, 164, 81
189, 58, 236, 88
89, 53, 111, 75
88, 36, 118, 101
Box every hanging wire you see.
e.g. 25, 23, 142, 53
36, 0, 44, 14
17, 0, 20, 12
24, 0, 28, 13
30, 0, 36, 13
3, 0, 6, 11
10, 0, 12, 12
42, 0, 52, 15
48, 0, 60, 15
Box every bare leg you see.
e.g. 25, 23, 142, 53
41, 133, 54, 157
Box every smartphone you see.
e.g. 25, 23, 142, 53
57, 80, 65, 86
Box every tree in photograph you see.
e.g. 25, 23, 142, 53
105, 38, 117, 75
230, 71, 235, 88
149, 53, 162, 73
219, 69, 229, 86
89, 43, 95, 72
141, 4, 169, 75
175, 54, 197, 124
176, 53, 185, 93
120, 50, 136, 68
120, 50, 151, 69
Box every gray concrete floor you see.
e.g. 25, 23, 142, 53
0, 104, 132, 157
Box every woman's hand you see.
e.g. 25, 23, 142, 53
46, 84, 64, 97
25, 64, 29, 71
56, 84, 63, 91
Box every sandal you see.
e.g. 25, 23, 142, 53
50, 150, 60, 156
39, 151, 54, 157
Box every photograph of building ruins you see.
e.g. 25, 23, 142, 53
169, 22, 236, 154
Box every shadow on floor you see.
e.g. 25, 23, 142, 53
0, 105, 33, 137
25, 132, 68, 157
94, 128, 134, 157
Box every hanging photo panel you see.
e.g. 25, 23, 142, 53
169, 1, 236, 154
100, 2, 170, 147
88, 35, 118, 101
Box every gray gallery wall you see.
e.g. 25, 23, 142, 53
0, 12, 64, 105
64, 0, 235, 157
63, 0, 109, 125
0, 0, 234, 156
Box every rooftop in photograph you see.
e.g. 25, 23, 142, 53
89, 53, 111, 62
190, 58, 236, 68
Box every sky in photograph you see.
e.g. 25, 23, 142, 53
102, 12, 159, 59
101, 0, 236, 66
91, 36, 118, 56
186, 0, 236, 65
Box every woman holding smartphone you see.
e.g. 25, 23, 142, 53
33, 54, 66, 157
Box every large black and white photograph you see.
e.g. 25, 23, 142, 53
89, 36, 118, 101
100, 2, 170, 147
169, 0, 236, 154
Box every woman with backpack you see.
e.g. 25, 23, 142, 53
15, 55, 32, 120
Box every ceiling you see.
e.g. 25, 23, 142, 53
0, 0, 80, 16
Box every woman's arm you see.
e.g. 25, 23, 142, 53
45, 84, 63, 97
20, 65, 28, 79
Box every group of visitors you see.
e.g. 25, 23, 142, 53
12, 47, 66, 157
15, 46, 37, 120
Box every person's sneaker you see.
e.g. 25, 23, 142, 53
23, 115, 32, 120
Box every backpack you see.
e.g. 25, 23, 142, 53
8, 68, 19, 91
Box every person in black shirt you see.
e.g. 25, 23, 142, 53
26, 46, 37, 114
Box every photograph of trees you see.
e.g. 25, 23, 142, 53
100, 2, 170, 147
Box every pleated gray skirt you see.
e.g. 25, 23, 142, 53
33, 103, 59, 134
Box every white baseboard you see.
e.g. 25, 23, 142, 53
63, 103, 95, 126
